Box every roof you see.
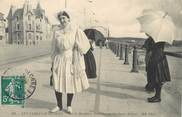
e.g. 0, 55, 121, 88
13, 8, 23, 19
9, 7, 45, 20
7, 2, 49, 23
34, 2, 45, 18
34, 9, 45, 18
36, 2, 43, 10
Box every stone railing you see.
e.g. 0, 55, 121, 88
104, 40, 182, 116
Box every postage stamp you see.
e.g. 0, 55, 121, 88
1, 76, 25, 105
1, 68, 37, 105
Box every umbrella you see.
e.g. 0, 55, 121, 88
137, 9, 176, 44
84, 28, 105, 45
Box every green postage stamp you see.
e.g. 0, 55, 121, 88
1, 76, 25, 105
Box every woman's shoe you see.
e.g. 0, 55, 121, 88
147, 96, 156, 101
67, 106, 72, 114
147, 96, 161, 103
50, 106, 61, 113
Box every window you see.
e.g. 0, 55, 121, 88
28, 33, 31, 40
36, 25, 40, 30
17, 24, 20, 30
16, 16, 18, 21
36, 35, 39, 40
17, 33, 20, 39
17, 33, 20, 44
40, 36, 42, 40
29, 24, 31, 30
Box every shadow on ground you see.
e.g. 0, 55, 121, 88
87, 87, 145, 101
25, 98, 55, 110
89, 81, 145, 92
42, 84, 53, 89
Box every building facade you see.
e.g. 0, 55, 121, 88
7, 1, 52, 45
0, 12, 6, 43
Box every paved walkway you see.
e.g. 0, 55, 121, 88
0, 47, 180, 117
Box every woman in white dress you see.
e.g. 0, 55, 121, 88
50, 11, 90, 113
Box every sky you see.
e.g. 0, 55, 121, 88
0, 0, 181, 38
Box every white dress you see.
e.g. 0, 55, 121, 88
51, 24, 90, 93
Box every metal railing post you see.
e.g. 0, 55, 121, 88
124, 44, 129, 65
119, 44, 124, 60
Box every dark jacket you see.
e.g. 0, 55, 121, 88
143, 37, 155, 89
147, 42, 171, 85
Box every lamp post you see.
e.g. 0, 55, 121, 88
83, 0, 95, 28
88, 0, 95, 27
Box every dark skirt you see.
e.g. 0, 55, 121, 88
84, 50, 97, 79
146, 47, 171, 87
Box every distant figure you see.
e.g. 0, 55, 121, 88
84, 39, 97, 79
50, 10, 90, 113
143, 35, 171, 103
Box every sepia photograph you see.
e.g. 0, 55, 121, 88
0, 0, 181, 117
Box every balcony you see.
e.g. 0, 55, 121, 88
36, 30, 43, 33
26, 29, 34, 32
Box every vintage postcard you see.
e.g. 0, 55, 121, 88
0, 0, 181, 117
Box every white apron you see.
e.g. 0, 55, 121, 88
51, 25, 90, 93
